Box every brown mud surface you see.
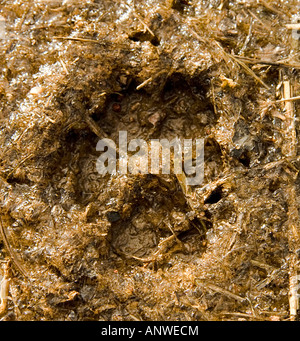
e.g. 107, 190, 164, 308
0, 0, 299, 321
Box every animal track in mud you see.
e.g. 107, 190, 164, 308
107, 174, 209, 267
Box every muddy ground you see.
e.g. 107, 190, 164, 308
0, 0, 299, 321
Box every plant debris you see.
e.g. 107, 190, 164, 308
0, 0, 299, 321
